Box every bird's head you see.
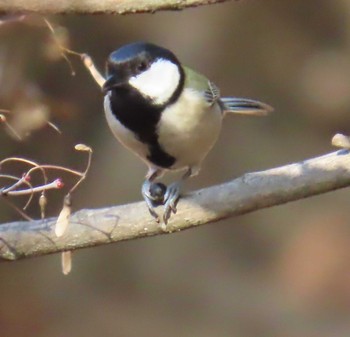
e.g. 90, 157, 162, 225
103, 42, 184, 106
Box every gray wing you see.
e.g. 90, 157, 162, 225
203, 81, 221, 105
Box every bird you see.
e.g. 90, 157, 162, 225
102, 42, 272, 225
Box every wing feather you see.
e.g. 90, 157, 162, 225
183, 66, 273, 115
220, 97, 273, 116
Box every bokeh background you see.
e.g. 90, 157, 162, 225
1, 1, 350, 336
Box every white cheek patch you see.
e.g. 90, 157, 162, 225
129, 59, 180, 105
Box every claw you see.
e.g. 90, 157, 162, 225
147, 204, 160, 223
142, 167, 191, 225
163, 182, 181, 224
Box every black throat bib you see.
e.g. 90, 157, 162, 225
108, 87, 176, 168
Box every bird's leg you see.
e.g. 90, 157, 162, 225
163, 168, 192, 225
142, 168, 165, 222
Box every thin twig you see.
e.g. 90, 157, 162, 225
0, 145, 92, 219
0, 174, 34, 209
42, 17, 80, 76
69, 144, 93, 194
0, 113, 22, 140
4, 179, 63, 196
1, 157, 48, 185
0, 197, 33, 221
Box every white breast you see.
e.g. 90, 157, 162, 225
103, 95, 150, 165
157, 88, 223, 170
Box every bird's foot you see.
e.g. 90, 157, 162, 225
163, 182, 181, 225
142, 180, 182, 228
142, 180, 167, 222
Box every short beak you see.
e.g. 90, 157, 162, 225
102, 76, 123, 94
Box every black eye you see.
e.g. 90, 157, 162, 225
137, 61, 148, 72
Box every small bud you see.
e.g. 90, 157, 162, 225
0, 114, 6, 122
74, 143, 92, 152
22, 173, 31, 182
55, 178, 64, 189
39, 193, 47, 219
39, 193, 47, 208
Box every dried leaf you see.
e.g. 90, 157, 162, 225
61, 251, 72, 275
44, 26, 70, 62
43, 18, 77, 76
11, 103, 50, 139
55, 195, 71, 237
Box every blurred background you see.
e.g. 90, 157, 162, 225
1, 1, 350, 336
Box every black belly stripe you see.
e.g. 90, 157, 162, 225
108, 89, 176, 168
147, 144, 175, 168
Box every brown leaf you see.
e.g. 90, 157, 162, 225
61, 251, 72, 275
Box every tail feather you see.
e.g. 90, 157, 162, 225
220, 97, 273, 116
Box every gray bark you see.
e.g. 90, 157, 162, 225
1, 149, 350, 261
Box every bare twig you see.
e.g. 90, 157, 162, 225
0, 145, 92, 219
3, 178, 63, 196
0, 112, 23, 140
1, 149, 350, 261
81, 54, 105, 88
42, 17, 80, 76
69, 144, 93, 194
0, 0, 231, 15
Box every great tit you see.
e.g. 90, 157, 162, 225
102, 42, 272, 225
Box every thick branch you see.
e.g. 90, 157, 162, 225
1, 149, 350, 261
0, 0, 231, 14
